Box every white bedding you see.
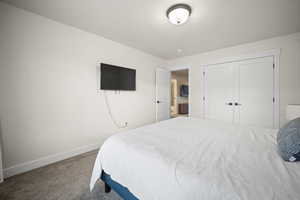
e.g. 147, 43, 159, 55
90, 117, 300, 200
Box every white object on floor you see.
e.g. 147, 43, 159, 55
286, 104, 300, 120
90, 117, 300, 200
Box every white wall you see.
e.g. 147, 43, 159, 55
1, 1, 300, 179
0, 2, 165, 177
167, 33, 300, 126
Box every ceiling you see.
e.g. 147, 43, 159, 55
2, 0, 300, 59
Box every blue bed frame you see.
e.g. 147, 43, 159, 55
101, 170, 139, 200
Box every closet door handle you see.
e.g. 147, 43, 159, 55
234, 102, 242, 106
226, 102, 233, 106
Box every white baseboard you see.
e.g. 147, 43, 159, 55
3, 142, 103, 178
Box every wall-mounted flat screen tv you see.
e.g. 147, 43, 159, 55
180, 85, 189, 97
101, 63, 136, 91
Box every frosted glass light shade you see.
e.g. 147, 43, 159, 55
167, 4, 192, 25
286, 104, 300, 120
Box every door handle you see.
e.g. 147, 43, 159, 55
226, 102, 233, 106
157, 100, 161, 104
234, 102, 242, 106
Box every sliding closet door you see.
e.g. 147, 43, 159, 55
204, 63, 236, 123
236, 56, 274, 128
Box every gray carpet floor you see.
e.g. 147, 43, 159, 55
0, 150, 122, 200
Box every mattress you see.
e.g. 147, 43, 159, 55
90, 117, 300, 200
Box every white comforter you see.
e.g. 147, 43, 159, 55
90, 117, 300, 200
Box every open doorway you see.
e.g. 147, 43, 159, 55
170, 69, 189, 118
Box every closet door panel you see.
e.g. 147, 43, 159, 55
237, 57, 274, 128
204, 63, 236, 123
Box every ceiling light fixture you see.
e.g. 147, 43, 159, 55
166, 4, 192, 25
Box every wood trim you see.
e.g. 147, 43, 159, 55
3, 142, 103, 179
200, 49, 280, 67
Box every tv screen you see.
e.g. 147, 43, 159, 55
180, 85, 188, 97
101, 63, 136, 90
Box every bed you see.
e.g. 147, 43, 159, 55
90, 117, 300, 200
